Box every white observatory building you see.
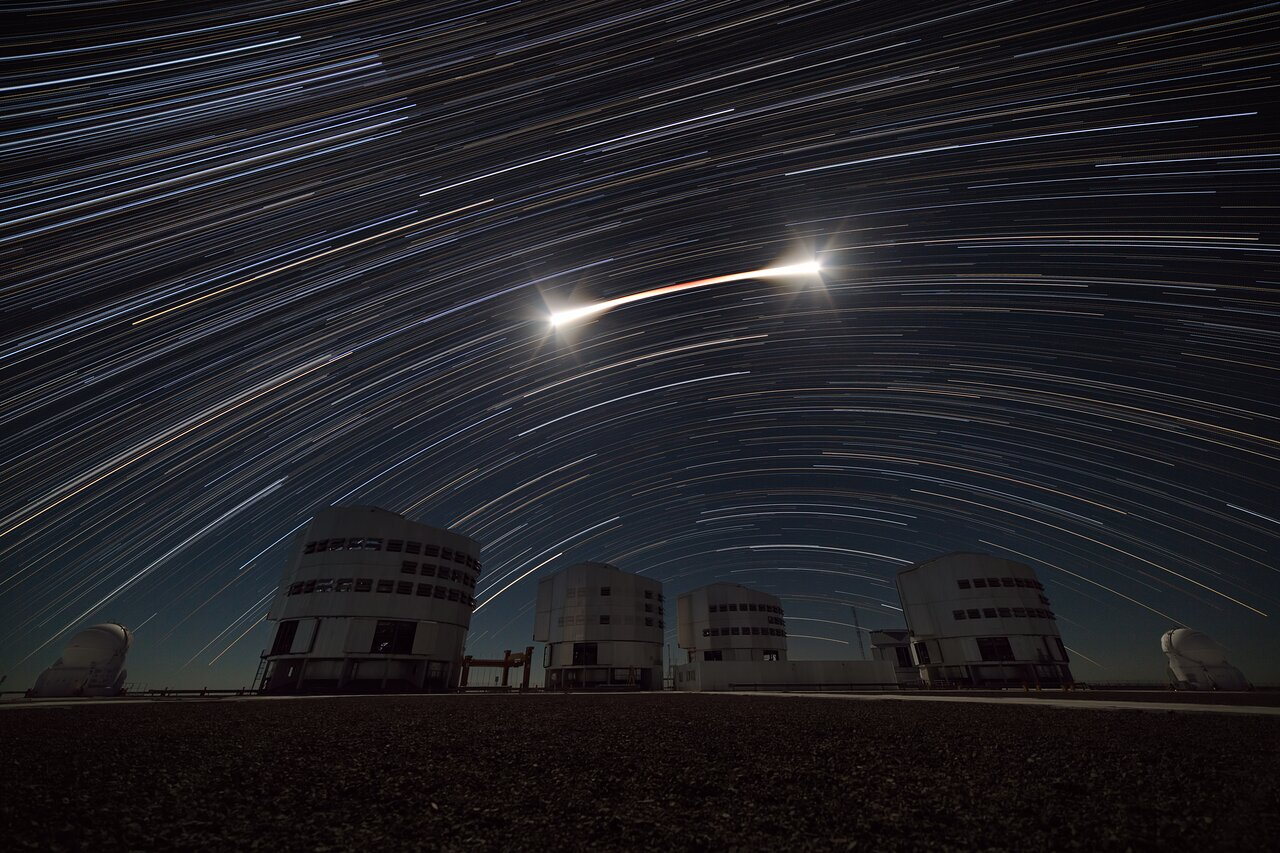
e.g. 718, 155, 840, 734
30, 623, 133, 697
533, 561, 664, 690
672, 581, 894, 691
676, 582, 788, 663
260, 505, 481, 693
1162, 627, 1250, 690
896, 552, 1073, 688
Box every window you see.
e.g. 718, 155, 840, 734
451, 570, 462, 583
405, 541, 421, 555
967, 609, 980, 618
703, 650, 722, 662
600, 615, 611, 625
441, 548, 453, 561
645, 618, 654, 627
287, 582, 303, 596
1055, 637, 1069, 661
424, 544, 439, 557
748, 604, 758, 612
417, 583, 431, 597
750, 627, 760, 635
315, 539, 329, 551
763, 650, 779, 661
709, 628, 720, 637
644, 603, 653, 612
973, 578, 987, 588
304, 542, 316, 554
376, 580, 393, 593
1014, 578, 1027, 587
987, 578, 1000, 587
370, 620, 416, 654
572, 643, 598, 665
953, 609, 966, 620
355, 578, 372, 592
315, 578, 334, 593
913, 642, 931, 665
601, 587, 611, 597
448, 589, 460, 601
454, 552, 466, 564
997, 607, 1012, 618
348, 538, 365, 550
397, 581, 413, 595
421, 564, 436, 578
644, 590, 653, 599
702, 628, 711, 637
977, 637, 1015, 662
434, 587, 446, 599
1002, 578, 1015, 587
895, 646, 913, 668
401, 561, 417, 575
730, 627, 740, 636
302, 580, 316, 593
728, 603, 738, 611
270, 620, 299, 656
1013, 608, 1027, 617
386, 540, 403, 552
365, 538, 382, 551
983, 608, 997, 618
958, 579, 970, 589
336, 578, 353, 592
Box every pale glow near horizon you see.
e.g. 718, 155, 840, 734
548, 259, 822, 327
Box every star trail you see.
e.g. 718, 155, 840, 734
2, 1, 1277, 689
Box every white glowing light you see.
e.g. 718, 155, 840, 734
549, 258, 822, 327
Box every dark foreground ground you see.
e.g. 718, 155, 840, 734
2, 694, 1277, 851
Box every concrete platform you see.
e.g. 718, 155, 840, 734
2, 693, 1276, 850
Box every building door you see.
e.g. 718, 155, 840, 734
425, 661, 447, 692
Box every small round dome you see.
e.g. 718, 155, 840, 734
59, 623, 133, 666
1161, 627, 1226, 664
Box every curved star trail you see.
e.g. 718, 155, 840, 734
1, 1, 1277, 688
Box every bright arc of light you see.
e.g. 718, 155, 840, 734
549, 259, 822, 327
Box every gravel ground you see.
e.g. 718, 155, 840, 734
2, 693, 1277, 851
898, 689, 1280, 707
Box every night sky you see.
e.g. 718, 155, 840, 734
3, 1, 1277, 691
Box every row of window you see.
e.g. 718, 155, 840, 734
702, 626, 787, 638
556, 614, 665, 628
304, 537, 479, 569
702, 649, 781, 661
952, 607, 1056, 621
285, 578, 475, 607
400, 561, 476, 587
569, 586, 664, 601
708, 602, 782, 614
957, 577, 1044, 591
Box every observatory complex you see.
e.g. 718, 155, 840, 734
533, 561, 665, 690
260, 505, 481, 693
896, 553, 1072, 688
